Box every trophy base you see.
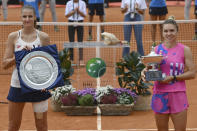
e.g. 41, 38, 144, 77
145, 71, 164, 81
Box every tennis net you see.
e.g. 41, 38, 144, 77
0, 20, 197, 75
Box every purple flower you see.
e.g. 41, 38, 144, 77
74, 88, 97, 100
97, 86, 137, 104
113, 88, 137, 99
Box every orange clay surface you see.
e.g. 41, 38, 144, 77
0, 4, 197, 130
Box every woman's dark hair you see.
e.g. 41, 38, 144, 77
163, 16, 179, 31
21, 5, 37, 28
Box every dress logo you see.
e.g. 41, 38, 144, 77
17, 45, 21, 48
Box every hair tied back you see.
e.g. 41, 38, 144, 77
168, 15, 175, 20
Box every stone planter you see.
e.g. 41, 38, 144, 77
50, 100, 63, 112
61, 106, 97, 116
98, 104, 134, 116
133, 95, 152, 111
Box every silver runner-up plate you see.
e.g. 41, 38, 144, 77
19, 51, 58, 90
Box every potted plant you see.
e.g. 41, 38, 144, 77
61, 88, 97, 116
96, 85, 137, 115
58, 48, 74, 85
115, 51, 153, 110
50, 48, 74, 111
50, 85, 76, 112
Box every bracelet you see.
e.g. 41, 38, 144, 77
173, 75, 177, 82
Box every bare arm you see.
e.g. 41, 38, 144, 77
39, 31, 50, 46
136, 8, 145, 15
176, 46, 196, 81
77, 7, 86, 18
2, 32, 18, 69
135, 3, 145, 15
160, 46, 196, 84
65, 9, 76, 18
121, 5, 128, 14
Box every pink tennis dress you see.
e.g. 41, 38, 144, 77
151, 43, 188, 113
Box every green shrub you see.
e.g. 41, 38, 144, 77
78, 94, 94, 106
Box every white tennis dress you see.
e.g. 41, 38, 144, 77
7, 29, 51, 103
11, 29, 41, 88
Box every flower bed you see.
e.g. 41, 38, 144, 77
51, 85, 137, 115
99, 104, 134, 116
96, 85, 136, 115
50, 85, 76, 112
96, 85, 137, 104
61, 106, 97, 116
60, 88, 97, 115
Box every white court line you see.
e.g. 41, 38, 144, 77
2, 129, 197, 131
97, 107, 102, 130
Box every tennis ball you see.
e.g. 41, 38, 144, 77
86, 58, 106, 78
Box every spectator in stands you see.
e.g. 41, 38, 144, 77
19, 0, 41, 29
39, 0, 59, 32
0, 0, 8, 21
0, 0, 1, 16
121, 0, 147, 57
65, 0, 86, 65
104, 0, 109, 8
2, 5, 51, 131
87, 0, 105, 41
184, 0, 192, 20
148, 0, 168, 44
142, 16, 196, 131
193, 0, 197, 40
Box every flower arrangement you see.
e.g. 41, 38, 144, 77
61, 88, 97, 106
52, 85, 136, 107
96, 85, 137, 104
51, 85, 76, 105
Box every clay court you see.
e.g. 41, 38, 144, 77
0, 2, 197, 131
